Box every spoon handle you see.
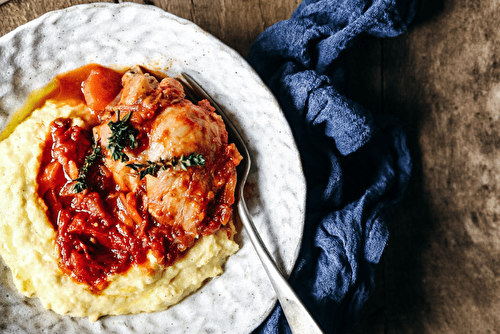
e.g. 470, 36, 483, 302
237, 200, 324, 334
178, 72, 321, 333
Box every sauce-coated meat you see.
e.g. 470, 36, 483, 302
36, 65, 242, 292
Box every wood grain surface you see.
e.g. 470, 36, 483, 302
0, 0, 300, 57
2, 0, 500, 333
352, 0, 500, 333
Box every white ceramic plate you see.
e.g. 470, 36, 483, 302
0, 3, 305, 334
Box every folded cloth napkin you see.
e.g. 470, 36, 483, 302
247, 0, 417, 333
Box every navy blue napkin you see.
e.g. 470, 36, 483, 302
247, 0, 417, 333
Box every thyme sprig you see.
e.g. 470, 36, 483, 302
73, 143, 102, 193
107, 110, 138, 162
127, 153, 206, 180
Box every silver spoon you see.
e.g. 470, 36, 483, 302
180, 73, 323, 334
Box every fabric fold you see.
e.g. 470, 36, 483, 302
247, 0, 417, 333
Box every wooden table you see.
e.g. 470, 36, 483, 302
2, 0, 500, 333
0, 0, 300, 58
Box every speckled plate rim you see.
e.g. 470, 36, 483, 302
0, 3, 305, 333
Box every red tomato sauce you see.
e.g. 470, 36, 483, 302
35, 65, 239, 293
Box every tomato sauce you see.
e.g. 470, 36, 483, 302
35, 65, 239, 293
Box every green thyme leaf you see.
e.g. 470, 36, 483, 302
73, 144, 102, 193
126, 163, 145, 171
126, 153, 206, 180
107, 110, 138, 162
139, 162, 160, 180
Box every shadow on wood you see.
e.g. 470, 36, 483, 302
349, 0, 447, 333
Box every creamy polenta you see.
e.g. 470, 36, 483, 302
0, 65, 240, 321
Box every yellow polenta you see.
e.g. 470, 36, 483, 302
0, 101, 238, 321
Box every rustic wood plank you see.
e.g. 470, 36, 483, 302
380, 0, 500, 333
0, 0, 112, 37
151, 0, 300, 57
0, 0, 299, 57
